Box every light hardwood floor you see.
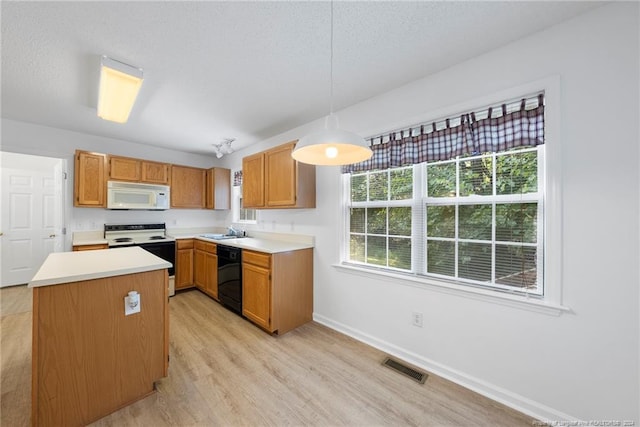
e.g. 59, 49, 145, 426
1, 285, 535, 426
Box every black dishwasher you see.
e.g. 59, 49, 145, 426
217, 245, 242, 314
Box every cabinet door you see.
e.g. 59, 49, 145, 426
175, 247, 194, 289
74, 150, 106, 207
141, 161, 170, 184
171, 165, 206, 208
265, 142, 296, 207
194, 249, 206, 290
242, 262, 271, 330
109, 156, 141, 181
242, 153, 265, 208
204, 253, 218, 299
206, 167, 230, 210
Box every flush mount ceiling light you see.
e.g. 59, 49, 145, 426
97, 55, 144, 123
213, 138, 235, 159
292, 1, 372, 166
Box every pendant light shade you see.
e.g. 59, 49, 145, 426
293, 114, 372, 165
292, 1, 372, 166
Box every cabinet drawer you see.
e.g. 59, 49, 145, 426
177, 239, 194, 250
243, 250, 271, 269
195, 240, 217, 253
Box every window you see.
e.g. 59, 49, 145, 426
232, 185, 257, 224
343, 91, 550, 299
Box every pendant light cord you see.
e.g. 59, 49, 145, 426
329, 0, 334, 115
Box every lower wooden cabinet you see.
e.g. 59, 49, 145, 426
194, 240, 218, 299
72, 244, 108, 251
175, 239, 195, 290
242, 248, 313, 335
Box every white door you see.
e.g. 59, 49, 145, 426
0, 152, 65, 287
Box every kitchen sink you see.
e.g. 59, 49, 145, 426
199, 233, 245, 240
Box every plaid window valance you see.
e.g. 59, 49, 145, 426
342, 93, 544, 173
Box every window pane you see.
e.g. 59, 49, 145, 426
495, 245, 537, 289
496, 150, 537, 195
351, 174, 367, 202
426, 205, 455, 238
427, 162, 456, 197
350, 208, 365, 233
427, 240, 455, 276
460, 157, 493, 196
389, 237, 411, 270
496, 203, 537, 243
388, 207, 411, 236
390, 168, 413, 200
350, 235, 365, 262
367, 236, 387, 266
369, 171, 388, 201
459, 204, 492, 241
458, 242, 492, 282
367, 208, 387, 234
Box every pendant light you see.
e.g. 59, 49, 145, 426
292, 1, 372, 166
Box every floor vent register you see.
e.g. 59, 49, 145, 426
382, 357, 428, 384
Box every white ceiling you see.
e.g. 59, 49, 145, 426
1, 1, 602, 156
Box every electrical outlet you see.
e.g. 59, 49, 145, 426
412, 312, 423, 327
125, 291, 141, 316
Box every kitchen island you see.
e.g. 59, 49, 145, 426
29, 247, 171, 427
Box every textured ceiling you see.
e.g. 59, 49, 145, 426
1, 1, 602, 156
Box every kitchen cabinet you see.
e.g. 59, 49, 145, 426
107, 155, 171, 185
171, 165, 206, 208
141, 160, 170, 184
242, 248, 313, 335
31, 260, 168, 427
108, 155, 141, 182
74, 150, 107, 207
194, 240, 218, 299
72, 244, 108, 251
206, 167, 231, 210
175, 239, 195, 290
242, 141, 316, 209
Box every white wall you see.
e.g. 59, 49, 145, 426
218, 3, 639, 422
1, 2, 637, 422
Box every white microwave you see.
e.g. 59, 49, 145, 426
107, 181, 170, 210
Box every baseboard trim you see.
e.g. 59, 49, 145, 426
313, 313, 577, 423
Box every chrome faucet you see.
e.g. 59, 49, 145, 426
228, 226, 245, 237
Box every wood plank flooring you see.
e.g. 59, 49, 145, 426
1, 285, 535, 426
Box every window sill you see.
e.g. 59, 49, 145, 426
333, 263, 571, 316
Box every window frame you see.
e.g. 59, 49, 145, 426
338, 77, 567, 315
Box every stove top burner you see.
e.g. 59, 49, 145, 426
148, 235, 166, 240
114, 237, 133, 243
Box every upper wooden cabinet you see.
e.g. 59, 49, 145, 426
170, 165, 206, 208
74, 150, 107, 207
242, 152, 265, 208
108, 155, 141, 182
206, 167, 230, 210
108, 156, 170, 185
242, 141, 316, 209
141, 160, 171, 185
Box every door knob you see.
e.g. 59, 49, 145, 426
49, 234, 56, 238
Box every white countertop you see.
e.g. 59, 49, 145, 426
170, 230, 314, 254
29, 247, 172, 288
72, 230, 108, 246
196, 236, 313, 254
